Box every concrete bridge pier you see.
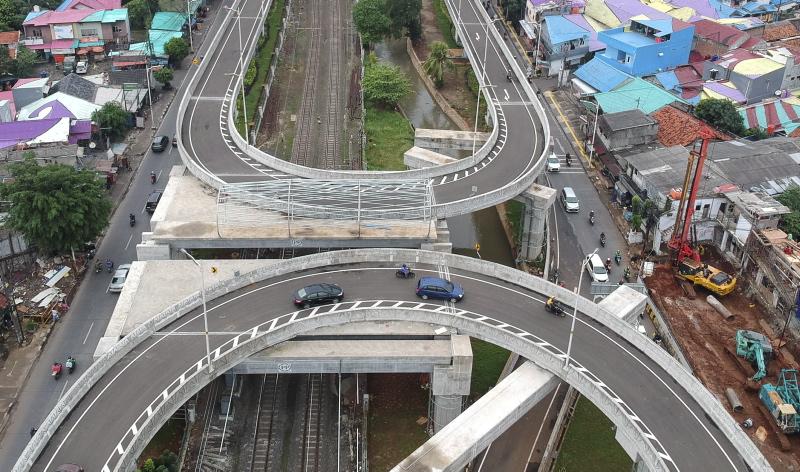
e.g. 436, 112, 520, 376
515, 184, 557, 262
430, 335, 473, 432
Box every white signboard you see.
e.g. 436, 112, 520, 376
53, 25, 74, 39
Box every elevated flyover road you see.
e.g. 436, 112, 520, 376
18, 250, 768, 471
179, 0, 549, 216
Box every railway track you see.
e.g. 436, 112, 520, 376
322, 0, 342, 169
192, 380, 225, 472
290, 0, 321, 166
301, 374, 324, 472
249, 374, 280, 471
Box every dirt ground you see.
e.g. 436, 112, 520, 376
646, 250, 800, 471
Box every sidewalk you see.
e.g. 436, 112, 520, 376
0, 1, 226, 440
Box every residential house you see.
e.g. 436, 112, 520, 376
520, 0, 585, 52
716, 189, 789, 263
536, 15, 591, 76
596, 109, 658, 151
17, 91, 101, 121
691, 19, 759, 59
0, 118, 91, 151
706, 137, 800, 194
0, 31, 20, 59
700, 48, 785, 103
51, 73, 146, 112
0, 91, 14, 122
21, 2, 130, 61
742, 227, 800, 317
594, 77, 686, 114
129, 12, 186, 62
653, 65, 704, 104
756, 46, 800, 92
738, 97, 800, 134
11, 77, 49, 111
572, 56, 632, 94
596, 17, 695, 76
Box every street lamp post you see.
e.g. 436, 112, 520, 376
224, 5, 247, 145
180, 248, 213, 373
186, 0, 194, 52
564, 248, 598, 368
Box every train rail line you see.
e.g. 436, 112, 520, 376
290, 0, 321, 166
301, 374, 324, 472
249, 374, 280, 471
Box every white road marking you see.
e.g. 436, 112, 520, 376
5, 360, 16, 376
83, 322, 94, 345
58, 380, 69, 402
124, 234, 133, 251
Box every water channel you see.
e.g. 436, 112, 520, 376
373, 39, 514, 266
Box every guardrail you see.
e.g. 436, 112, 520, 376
14, 248, 771, 472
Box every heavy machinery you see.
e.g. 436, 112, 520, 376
736, 330, 773, 382
667, 137, 736, 296
760, 369, 800, 434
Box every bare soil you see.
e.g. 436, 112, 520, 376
646, 250, 800, 471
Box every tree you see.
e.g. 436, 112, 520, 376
0, 159, 112, 254
244, 61, 256, 88
153, 66, 173, 90
744, 126, 769, 141
363, 60, 410, 107
164, 37, 190, 66
0, 45, 13, 75
0, 0, 18, 31
776, 186, 800, 238
141, 458, 156, 472
352, 0, 391, 46
694, 98, 744, 135
423, 41, 453, 88
92, 102, 129, 140
126, 0, 151, 30
387, 0, 422, 41
13, 45, 37, 77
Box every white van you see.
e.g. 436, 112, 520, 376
75, 61, 87, 74
585, 253, 608, 282
560, 187, 580, 213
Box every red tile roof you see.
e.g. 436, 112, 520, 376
764, 22, 799, 42
0, 31, 20, 45
650, 105, 733, 147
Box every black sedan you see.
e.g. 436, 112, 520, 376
292, 283, 343, 308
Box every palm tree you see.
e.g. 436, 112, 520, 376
423, 41, 453, 88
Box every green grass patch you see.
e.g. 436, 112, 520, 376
364, 105, 414, 171
505, 200, 524, 245
554, 397, 633, 472
236, 0, 285, 135
137, 419, 183, 467
469, 338, 509, 400
433, 0, 458, 48
368, 375, 429, 472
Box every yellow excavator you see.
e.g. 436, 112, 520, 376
668, 137, 736, 296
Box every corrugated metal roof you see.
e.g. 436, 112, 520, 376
17, 92, 100, 121
544, 16, 589, 44
574, 57, 632, 92
151, 12, 186, 32
595, 77, 685, 113
81, 8, 128, 23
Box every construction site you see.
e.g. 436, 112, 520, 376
640, 138, 800, 471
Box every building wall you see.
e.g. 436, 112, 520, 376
598, 25, 694, 76
78, 21, 103, 39
729, 67, 785, 103
23, 24, 53, 44
599, 124, 658, 151
780, 56, 800, 91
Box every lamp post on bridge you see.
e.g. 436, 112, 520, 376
564, 248, 598, 368
180, 248, 213, 374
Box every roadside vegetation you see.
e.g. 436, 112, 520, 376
432, 0, 458, 48
553, 397, 632, 471
235, 0, 286, 136
469, 339, 510, 399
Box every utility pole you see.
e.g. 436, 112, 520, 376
1, 277, 24, 345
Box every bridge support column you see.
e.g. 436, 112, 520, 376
516, 184, 557, 262
395, 361, 557, 471
430, 335, 472, 432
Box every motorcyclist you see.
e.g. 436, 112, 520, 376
51, 362, 62, 376
565, 152, 571, 166
589, 209, 594, 219
546, 296, 556, 308
129, 213, 136, 223
605, 258, 612, 271
150, 171, 156, 184
600, 231, 606, 242
400, 263, 410, 277
506, 70, 512, 81
105, 258, 113, 272
95, 260, 103, 272
66, 356, 76, 373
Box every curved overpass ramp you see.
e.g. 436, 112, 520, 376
17, 250, 769, 471
178, 0, 549, 217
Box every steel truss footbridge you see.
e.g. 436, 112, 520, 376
14, 0, 772, 471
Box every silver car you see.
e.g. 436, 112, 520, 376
108, 264, 132, 293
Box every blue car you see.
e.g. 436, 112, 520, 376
415, 276, 464, 302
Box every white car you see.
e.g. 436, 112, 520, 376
546, 153, 560, 172
585, 254, 608, 282
75, 61, 87, 74
108, 264, 132, 293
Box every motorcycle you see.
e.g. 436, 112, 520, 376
94, 261, 103, 273
51, 363, 62, 380
614, 250, 622, 265
150, 172, 157, 184
105, 259, 114, 273
395, 267, 416, 279
65, 356, 76, 374
129, 213, 136, 227
506, 71, 512, 82
545, 297, 567, 317
600, 233, 606, 247
624, 267, 631, 281
589, 213, 595, 226
172, 135, 178, 147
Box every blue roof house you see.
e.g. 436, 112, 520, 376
596, 18, 695, 77
537, 16, 591, 77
